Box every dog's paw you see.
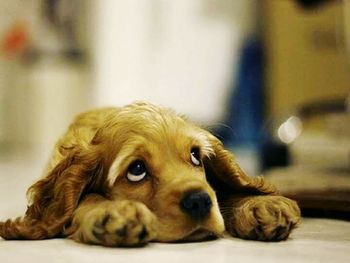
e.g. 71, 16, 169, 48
74, 200, 157, 246
228, 196, 301, 241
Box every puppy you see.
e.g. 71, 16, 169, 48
0, 102, 300, 246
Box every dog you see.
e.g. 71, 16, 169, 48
0, 102, 301, 246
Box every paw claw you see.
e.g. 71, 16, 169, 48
273, 225, 288, 241
138, 226, 148, 241
102, 214, 111, 226
92, 229, 105, 241
116, 226, 127, 238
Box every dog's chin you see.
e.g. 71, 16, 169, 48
179, 228, 219, 242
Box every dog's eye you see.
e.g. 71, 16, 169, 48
126, 161, 147, 182
190, 147, 201, 166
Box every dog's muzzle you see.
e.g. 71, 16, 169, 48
180, 191, 212, 219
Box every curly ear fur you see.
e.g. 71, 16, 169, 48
0, 145, 105, 240
205, 135, 278, 196
0, 108, 117, 240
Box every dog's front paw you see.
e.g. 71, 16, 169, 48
74, 200, 157, 246
227, 196, 301, 241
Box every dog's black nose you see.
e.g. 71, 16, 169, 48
181, 191, 212, 219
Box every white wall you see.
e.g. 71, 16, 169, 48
91, 0, 257, 124
0, 0, 41, 144
0, 0, 257, 154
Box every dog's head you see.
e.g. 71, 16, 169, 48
4, 102, 276, 241
101, 102, 225, 241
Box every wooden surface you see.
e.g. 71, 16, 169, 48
262, 0, 350, 116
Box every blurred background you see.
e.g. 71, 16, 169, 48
0, 0, 349, 219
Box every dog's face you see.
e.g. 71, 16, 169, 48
102, 103, 225, 242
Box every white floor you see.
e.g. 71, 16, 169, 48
1, 151, 350, 263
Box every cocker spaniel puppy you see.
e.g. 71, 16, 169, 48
0, 102, 300, 246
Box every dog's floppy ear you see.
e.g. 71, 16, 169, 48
0, 144, 105, 240
204, 134, 277, 195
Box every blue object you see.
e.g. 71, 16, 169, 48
223, 38, 265, 148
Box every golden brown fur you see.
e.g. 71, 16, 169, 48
0, 102, 300, 246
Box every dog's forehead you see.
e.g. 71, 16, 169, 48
118, 103, 190, 137
106, 102, 213, 155
121, 103, 183, 123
